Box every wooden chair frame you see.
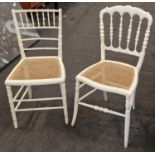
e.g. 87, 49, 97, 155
71, 5, 153, 148
5, 9, 68, 128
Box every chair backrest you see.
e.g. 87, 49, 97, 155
12, 9, 62, 58
99, 5, 153, 71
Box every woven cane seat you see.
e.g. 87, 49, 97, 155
8, 57, 62, 81
80, 61, 135, 90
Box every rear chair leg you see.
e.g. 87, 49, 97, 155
103, 91, 108, 102
132, 93, 135, 110
6, 86, 18, 128
71, 80, 80, 126
27, 86, 32, 99
60, 82, 68, 124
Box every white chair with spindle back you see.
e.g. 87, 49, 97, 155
71, 5, 153, 148
5, 9, 68, 128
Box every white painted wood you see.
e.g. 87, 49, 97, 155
79, 102, 125, 117
100, 12, 105, 60
106, 46, 140, 56
24, 12, 29, 27
60, 82, 69, 124
137, 22, 152, 70
124, 96, 132, 148
134, 19, 142, 51
23, 47, 58, 51
14, 9, 59, 13
110, 15, 113, 46
22, 38, 58, 41
77, 60, 139, 96
27, 86, 32, 99
47, 12, 51, 26
5, 9, 68, 128
71, 80, 80, 126
30, 12, 35, 27
13, 86, 24, 101
99, 5, 153, 71
103, 92, 108, 102
58, 9, 62, 58
42, 11, 45, 27
79, 73, 102, 89
131, 93, 136, 110
16, 106, 64, 112
53, 12, 56, 27
72, 6, 153, 148
127, 17, 133, 48
119, 14, 123, 47
36, 12, 40, 27
79, 83, 85, 89
79, 88, 96, 101
14, 97, 62, 102
14, 9, 62, 58
12, 10, 25, 58
6, 86, 18, 128
19, 27, 59, 30
19, 13, 24, 28
15, 87, 29, 110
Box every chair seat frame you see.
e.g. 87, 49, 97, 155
5, 56, 65, 86
77, 60, 138, 96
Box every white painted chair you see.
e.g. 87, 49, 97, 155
71, 5, 153, 148
5, 9, 68, 128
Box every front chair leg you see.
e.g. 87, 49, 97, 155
60, 82, 68, 124
71, 80, 80, 126
124, 96, 132, 148
6, 86, 18, 128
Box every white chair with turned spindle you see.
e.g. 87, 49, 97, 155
5, 9, 68, 128
71, 5, 153, 148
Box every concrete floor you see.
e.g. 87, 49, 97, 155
0, 2, 155, 151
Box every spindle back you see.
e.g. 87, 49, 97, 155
12, 9, 62, 58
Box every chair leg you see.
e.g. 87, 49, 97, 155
6, 86, 18, 128
124, 96, 132, 148
27, 86, 32, 99
71, 80, 80, 126
60, 82, 68, 124
103, 91, 108, 102
132, 93, 135, 110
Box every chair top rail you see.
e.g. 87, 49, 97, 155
100, 5, 152, 24
13, 9, 60, 13
19, 27, 59, 30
